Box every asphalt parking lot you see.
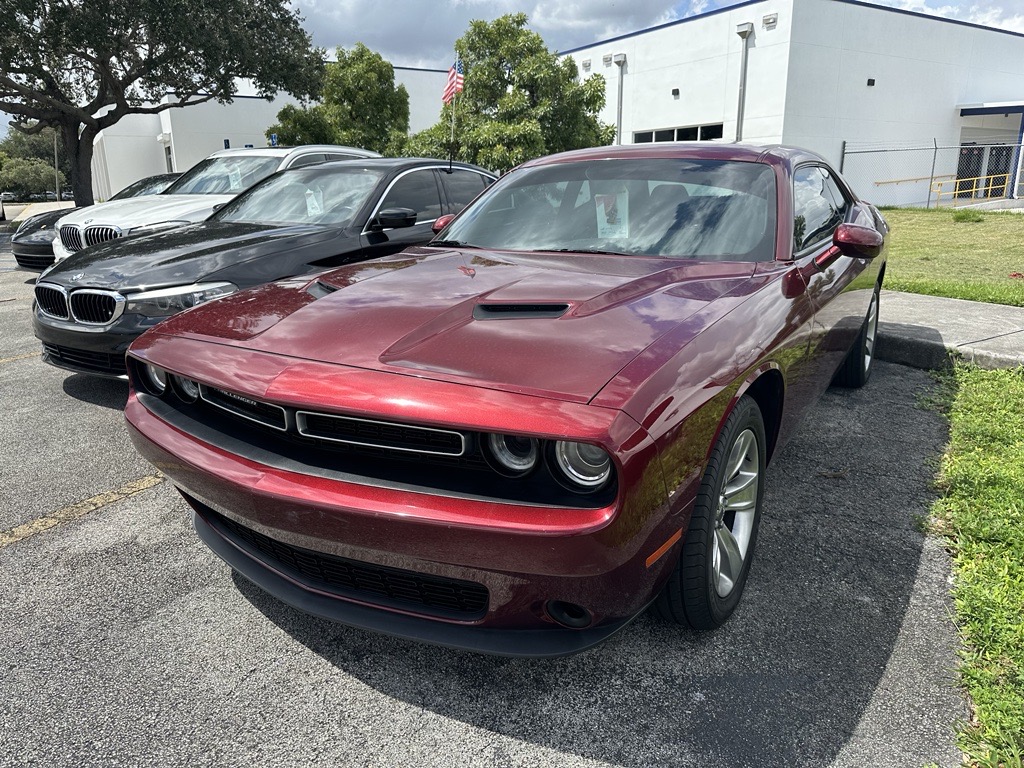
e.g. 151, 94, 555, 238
0, 245, 967, 768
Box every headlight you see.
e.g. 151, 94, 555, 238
125, 220, 190, 236
141, 364, 167, 395
125, 282, 237, 317
484, 433, 540, 477
171, 375, 200, 403
550, 441, 613, 492
16, 227, 58, 244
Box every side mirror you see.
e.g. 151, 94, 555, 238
833, 223, 884, 259
374, 207, 417, 230
432, 213, 456, 234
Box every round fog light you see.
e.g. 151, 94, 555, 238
143, 364, 167, 395
552, 441, 612, 491
485, 433, 539, 477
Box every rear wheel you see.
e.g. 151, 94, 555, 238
834, 283, 880, 388
656, 395, 766, 629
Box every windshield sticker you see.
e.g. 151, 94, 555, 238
228, 167, 243, 190
595, 191, 628, 239
305, 189, 324, 216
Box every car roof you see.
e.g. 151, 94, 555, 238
520, 142, 830, 171
208, 145, 380, 160
288, 157, 496, 175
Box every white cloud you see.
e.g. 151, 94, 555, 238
863, 0, 1024, 33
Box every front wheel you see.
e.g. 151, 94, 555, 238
656, 395, 766, 629
834, 283, 880, 388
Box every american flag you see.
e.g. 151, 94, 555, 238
442, 59, 464, 104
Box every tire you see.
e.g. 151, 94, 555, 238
656, 394, 766, 629
833, 283, 880, 388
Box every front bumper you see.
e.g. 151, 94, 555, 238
12, 240, 55, 270
33, 308, 162, 377
124, 360, 681, 656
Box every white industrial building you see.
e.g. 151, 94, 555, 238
563, 0, 1024, 206
90, 0, 1024, 206
90, 67, 447, 201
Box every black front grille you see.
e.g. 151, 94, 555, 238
13, 251, 55, 270
34, 284, 69, 319
70, 291, 118, 324
42, 343, 127, 375
210, 508, 489, 619
59, 225, 83, 252
84, 226, 121, 247
298, 412, 465, 455
201, 386, 288, 430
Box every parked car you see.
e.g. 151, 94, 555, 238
51, 145, 380, 262
123, 143, 887, 656
33, 158, 495, 377
13, 173, 181, 270
1, 191, 14, 202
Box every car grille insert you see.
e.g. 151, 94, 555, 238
59, 225, 83, 252
34, 284, 69, 319
200, 385, 289, 431
43, 343, 128, 376
207, 506, 489, 619
69, 290, 123, 325
296, 412, 466, 456
83, 226, 122, 248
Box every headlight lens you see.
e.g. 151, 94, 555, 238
125, 220, 190, 236
551, 441, 613, 491
171, 375, 200, 403
484, 433, 540, 477
142, 364, 167, 395
125, 282, 237, 317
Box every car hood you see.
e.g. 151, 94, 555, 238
55, 194, 234, 229
41, 222, 337, 293
152, 247, 755, 403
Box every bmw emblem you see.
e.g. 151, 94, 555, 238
69, 273, 84, 282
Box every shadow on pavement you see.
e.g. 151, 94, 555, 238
232, 363, 950, 768
61, 373, 129, 410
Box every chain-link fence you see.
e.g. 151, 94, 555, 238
840, 140, 1024, 208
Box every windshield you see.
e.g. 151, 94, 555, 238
440, 158, 777, 261
110, 174, 178, 200
162, 156, 281, 196
212, 166, 384, 227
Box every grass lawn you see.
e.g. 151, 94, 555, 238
880, 208, 1024, 306
931, 365, 1024, 767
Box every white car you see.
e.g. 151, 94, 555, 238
52, 145, 379, 262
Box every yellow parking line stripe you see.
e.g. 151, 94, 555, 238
0, 473, 165, 549
0, 351, 40, 365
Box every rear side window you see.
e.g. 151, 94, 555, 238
444, 170, 491, 214
287, 153, 328, 168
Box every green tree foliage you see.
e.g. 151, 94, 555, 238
266, 44, 410, 154
0, 126, 70, 178
0, 0, 325, 206
404, 14, 614, 172
0, 157, 64, 198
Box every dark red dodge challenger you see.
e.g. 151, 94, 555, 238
125, 144, 887, 656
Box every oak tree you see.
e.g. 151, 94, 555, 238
0, 0, 325, 205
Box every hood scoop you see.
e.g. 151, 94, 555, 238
307, 279, 340, 299
472, 302, 570, 320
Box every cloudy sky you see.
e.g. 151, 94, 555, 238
294, 0, 1024, 66
3, 0, 1023, 135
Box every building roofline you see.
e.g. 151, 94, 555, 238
558, 0, 1024, 56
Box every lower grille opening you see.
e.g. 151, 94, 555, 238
198, 501, 490, 620
43, 343, 127, 375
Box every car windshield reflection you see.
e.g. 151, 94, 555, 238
212, 167, 384, 229
441, 158, 777, 261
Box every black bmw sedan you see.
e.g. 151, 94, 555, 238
32, 158, 495, 377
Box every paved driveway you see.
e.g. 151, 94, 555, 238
0, 247, 966, 768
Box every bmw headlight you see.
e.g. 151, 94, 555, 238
125, 282, 237, 317
125, 220, 190, 236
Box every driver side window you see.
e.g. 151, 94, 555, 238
793, 166, 844, 251
379, 170, 443, 223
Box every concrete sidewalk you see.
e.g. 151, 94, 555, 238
877, 290, 1024, 370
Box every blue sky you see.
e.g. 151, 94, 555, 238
3, 0, 1023, 136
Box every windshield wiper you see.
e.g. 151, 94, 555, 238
539, 247, 634, 256
428, 239, 480, 248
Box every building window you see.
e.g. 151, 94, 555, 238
632, 123, 725, 144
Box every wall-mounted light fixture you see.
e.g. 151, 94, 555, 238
671, 88, 680, 97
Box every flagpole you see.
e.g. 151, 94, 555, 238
449, 92, 456, 173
